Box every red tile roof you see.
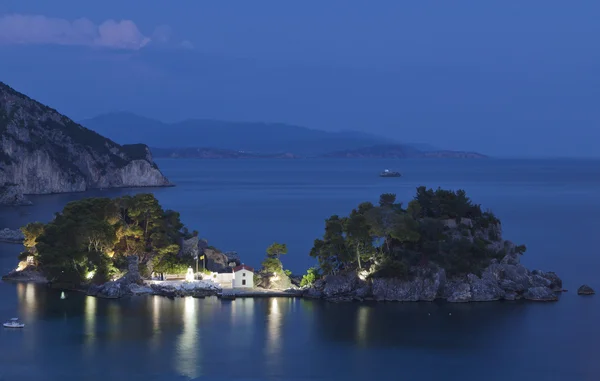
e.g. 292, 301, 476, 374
233, 264, 254, 273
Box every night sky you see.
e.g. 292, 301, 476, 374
1, 1, 598, 156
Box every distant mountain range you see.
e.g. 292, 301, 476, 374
80, 112, 486, 158
323, 145, 487, 159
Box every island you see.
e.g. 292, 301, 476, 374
2, 187, 562, 302
301, 187, 561, 302
0, 81, 170, 206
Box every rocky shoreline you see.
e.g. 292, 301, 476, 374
2, 252, 567, 303
0, 228, 25, 243
303, 252, 563, 303
0, 184, 32, 206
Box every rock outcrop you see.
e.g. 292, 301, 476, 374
0, 227, 24, 243
204, 248, 230, 272
89, 255, 142, 299
1, 265, 47, 283
0, 81, 170, 196
307, 253, 562, 303
0, 184, 32, 206
149, 281, 221, 299
256, 270, 293, 290
180, 236, 200, 259
577, 285, 595, 295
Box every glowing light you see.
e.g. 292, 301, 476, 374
86, 270, 96, 280
185, 267, 195, 282
15, 261, 28, 272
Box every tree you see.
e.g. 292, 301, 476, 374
308, 187, 514, 280
25, 194, 192, 284
266, 242, 287, 260
379, 193, 396, 208
343, 208, 374, 269
21, 222, 45, 250
309, 216, 349, 275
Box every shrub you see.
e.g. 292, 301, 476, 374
300, 267, 320, 287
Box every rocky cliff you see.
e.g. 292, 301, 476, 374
0, 82, 170, 198
306, 252, 562, 303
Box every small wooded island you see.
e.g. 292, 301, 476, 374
3, 187, 563, 302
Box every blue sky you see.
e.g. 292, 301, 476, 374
1, 1, 599, 156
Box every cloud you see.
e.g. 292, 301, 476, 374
179, 40, 195, 50
152, 25, 172, 44
0, 14, 151, 50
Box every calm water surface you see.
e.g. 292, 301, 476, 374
1, 158, 599, 380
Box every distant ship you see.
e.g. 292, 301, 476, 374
380, 169, 401, 177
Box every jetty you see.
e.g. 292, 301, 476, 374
217, 289, 303, 299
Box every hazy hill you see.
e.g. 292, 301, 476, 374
322, 145, 487, 159
80, 112, 396, 156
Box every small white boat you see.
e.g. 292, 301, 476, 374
3, 318, 25, 328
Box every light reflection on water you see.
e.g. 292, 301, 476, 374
1, 283, 597, 380
175, 296, 200, 379
150, 295, 162, 352
84, 296, 96, 350
232, 298, 255, 349
356, 305, 370, 346
16, 282, 37, 322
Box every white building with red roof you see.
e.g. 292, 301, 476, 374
232, 264, 254, 288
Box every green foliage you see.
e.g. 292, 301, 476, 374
21, 222, 45, 249
309, 187, 516, 279
379, 193, 397, 208
266, 242, 287, 259
28, 194, 189, 284
300, 267, 320, 287
262, 257, 283, 273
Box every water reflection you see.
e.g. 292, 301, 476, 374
107, 302, 121, 342
355, 305, 370, 346
16, 282, 37, 321
150, 296, 162, 351
314, 300, 528, 350
84, 296, 96, 349
266, 298, 282, 356
232, 298, 255, 348
175, 297, 200, 379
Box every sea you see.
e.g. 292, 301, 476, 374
1, 158, 599, 381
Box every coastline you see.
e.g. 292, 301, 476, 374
2, 259, 563, 303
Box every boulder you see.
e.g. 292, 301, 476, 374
467, 273, 505, 301
323, 272, 360, 298
180, 236, 199, 259
444, 281, 472, 302
94, 256, 141, 299
577, 285, 595, 295
523, 287, 558, 301
257, 270, 293, 290
203, 248, 229, 272
372, 266, 446, 302
95, 281, 127, 299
